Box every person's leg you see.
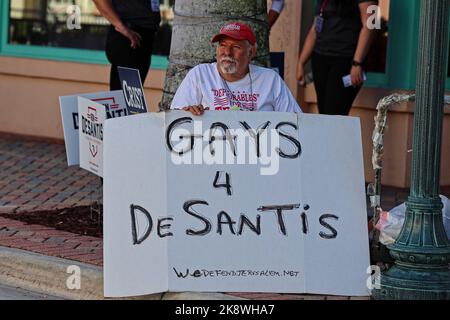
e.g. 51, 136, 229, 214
109, 64, 121, 91
105, 26, 155, 91
134, 28, 155, 85
322, 57, 361, 115
105, 26, 133, 90
311, 52, 331, 114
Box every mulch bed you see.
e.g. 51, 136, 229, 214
0, 205, 103, 238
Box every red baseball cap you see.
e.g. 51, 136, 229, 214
211, 22, 256, 45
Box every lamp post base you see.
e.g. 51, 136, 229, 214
374, 265, 450, 300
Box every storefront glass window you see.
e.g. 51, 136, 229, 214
366, 0, 389, 74
301, 0, 390, 75
448, 33, 450, 78
8, 0, 173, 54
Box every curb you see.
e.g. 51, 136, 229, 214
0, 246, 243, 300
0, 246, 104, 300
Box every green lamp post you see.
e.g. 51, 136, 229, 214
375, 0, 450, 299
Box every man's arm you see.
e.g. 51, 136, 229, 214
181, 105, 205, 116
274, 74, 302, 113
92, 0, 142, 48
296, 21, 317, 86
170, 67, 205, 115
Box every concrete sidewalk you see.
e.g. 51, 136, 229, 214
1, 134, 448, 300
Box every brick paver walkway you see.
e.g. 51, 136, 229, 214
0, 216, 103, 266
1, 134, 449, 300
0, 135, 103, 266
0, 136, 101, 214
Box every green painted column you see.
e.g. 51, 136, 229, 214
374, 0, 450, 300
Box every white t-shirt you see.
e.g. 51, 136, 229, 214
170, 63, 302, 113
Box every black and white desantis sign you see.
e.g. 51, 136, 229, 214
59, 90, 127, 166
103, 111, 370, 297
78, 97, 106, 177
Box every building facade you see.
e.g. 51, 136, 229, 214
0, 0, 449, 187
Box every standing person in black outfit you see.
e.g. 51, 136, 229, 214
297, 0, 377, 115
93, 0, 161, 90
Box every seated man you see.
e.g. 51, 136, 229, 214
170, 22, 302, 115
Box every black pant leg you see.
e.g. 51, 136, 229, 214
311, 53, 330, 114
312, 53, 362, 115
105, 26, 155, 91
106, 26, 130, 90
323, 57, 361, 115
134, 29, 154, 86
109, 64, 121, 91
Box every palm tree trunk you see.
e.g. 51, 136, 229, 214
160, 0, 269, 110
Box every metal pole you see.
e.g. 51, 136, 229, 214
375, 0, 450, 300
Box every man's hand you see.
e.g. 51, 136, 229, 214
115, 24, 142, 49
350, 65, 363, 87
92, 0, 141, 49
182, 105, 206, 116
297, 63, 306, 87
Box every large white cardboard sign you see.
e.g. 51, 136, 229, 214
78, 97, 107, 177
103, 111, 370, 297
59, 90, 127, 166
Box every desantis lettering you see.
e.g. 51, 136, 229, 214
81, 115, 103, 140
106, 108, 128, 119
73, 106, 126, 131
72, 112, 79, 130
130, 205, 174, 245
122, 81, 145, 111
129, 201, 339, 245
